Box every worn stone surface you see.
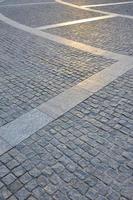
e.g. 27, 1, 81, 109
0, 0, 54, 5
0, 22, 115, 126
94, 4, 133, 16
0, 69, 132, 199
64, 0, 133, 5
46, 17, 133, 56
0, 0, 133, 199
0, 3, 102, 27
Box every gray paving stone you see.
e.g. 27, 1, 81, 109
0, 186, 12, 199
8, 180, 23, 194
0, 137, 12, 155
12, 166, 26, 177
6, 159, 19, 170
15, 187, 31, 200
0, 165, 9, 178
2, 173, 16, 185
32, 186, 45, 198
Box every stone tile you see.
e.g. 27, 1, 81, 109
0, 109, 53, 146
0, 137, 12, 155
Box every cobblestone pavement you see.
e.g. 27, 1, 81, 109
0, 0, 54, 4
0, 22, 115, 127
0, 4, 101, 27
93, 4, 133, 16
0, 0, 133, 199
0, 69, 133, 200
46, 17, 133, 56
63, 0, 133, 5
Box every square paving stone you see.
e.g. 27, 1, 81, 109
2, 173, 16, 185
0, 165, 10, 178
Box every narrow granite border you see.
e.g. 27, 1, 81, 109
0, 58, 133, 155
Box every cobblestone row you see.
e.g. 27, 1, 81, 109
0, 22, 115, 127
0, 69, 132, 200
46, 17, 133, 56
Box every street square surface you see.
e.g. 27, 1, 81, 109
0, 0, 133, 199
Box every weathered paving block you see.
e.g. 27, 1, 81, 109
0, 137, 12, 155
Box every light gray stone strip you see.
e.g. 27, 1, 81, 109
82, 1, 133, 8
0, 13, 129, 61
38, 58, 133, 118
0, 109, 53, 151
0, 58, 132, 155
36, 15, 117, 30
78, 57, 133, 92
0, 1, 56, 7
55, 0, 89, 10
38, 87, 92, 119
86, 7, 133, 19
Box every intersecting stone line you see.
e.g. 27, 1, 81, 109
0, 13, 130, 61
56, 0, 133, 20
55, 0, 89, 10
0, 1, 57, 7
37, 57, 133, 118
86, 7, 133, 19
36, 14, 117, 30
0, 10, 133, 155
0, 57, 133, 155
82, 1, 133, 8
